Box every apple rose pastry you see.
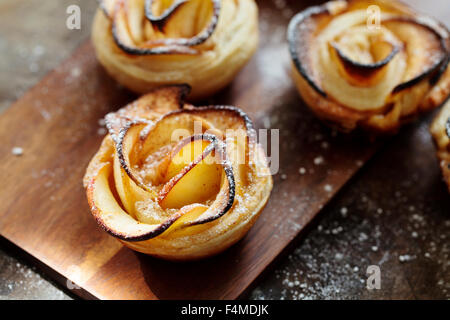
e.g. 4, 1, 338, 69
288, 0, 450, 133
430, 99, 450, 192
92, 0, 258, 100
83, 86, 273, 260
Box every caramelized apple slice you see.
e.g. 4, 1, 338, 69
166, 137, 236, 227
144, 0, 190, 31
105, 85, 189, 142
330, 30, 401, 88
115, 114, 212, 191
87, 163, 169, 241
159, 137, 222, 209
100, 0, 116, 17
288, 0, 449, 100
87, 163, 226, 241
113, 152, 150, 219
165, 135, 212, 182
114, 121, 151, 192
158, 106, 256, 193
107, 0, 221, 55
113, 105, 248, 197
384, 18, 449, 92
114, 116, 236, 222
161, 203, 209, 237
139, 112, 211, 158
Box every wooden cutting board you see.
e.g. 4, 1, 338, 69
0, 1, 379, 299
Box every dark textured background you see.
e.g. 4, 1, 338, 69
0, 0, 449, 299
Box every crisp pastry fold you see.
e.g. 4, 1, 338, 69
83, 86, 273, 260
288, 0, 450, 133
430, 99, 450, 192
92, 0, 259, 100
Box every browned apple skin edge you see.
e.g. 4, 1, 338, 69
85, 149, 234, 243
144, 0, 188, 31
331, 41, 400, 76
86, 170, 183, 242
287, 5, 329, 97
157, 133, 236, 225
115, 105, 254, 192
102, 0, 222, 55
387, 18, 450, 93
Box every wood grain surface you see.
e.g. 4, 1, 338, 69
0, 0, 446, 300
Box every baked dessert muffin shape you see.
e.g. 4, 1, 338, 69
430, 99, 450, 192
92, 0, 259, 100
288, 0, 450, 133
83, 86, 273, 260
